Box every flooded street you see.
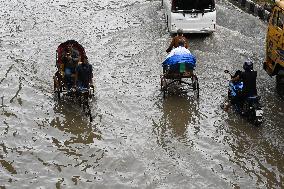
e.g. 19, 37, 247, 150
0, 0, 283, 188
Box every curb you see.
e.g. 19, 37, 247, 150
232, 0, 271, 22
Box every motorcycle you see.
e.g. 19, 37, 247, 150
224, 70, 263, 126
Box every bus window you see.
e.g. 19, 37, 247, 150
272, 10, 284, 29
277, 12, 284, 29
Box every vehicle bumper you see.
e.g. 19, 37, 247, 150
169, 23, 216, 34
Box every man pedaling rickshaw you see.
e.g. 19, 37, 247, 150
75, 56, 93, 92
166, 28, 189, 53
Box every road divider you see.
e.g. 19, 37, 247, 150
232, 0, 271, 22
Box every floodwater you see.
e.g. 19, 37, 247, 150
0, 0, 283, 188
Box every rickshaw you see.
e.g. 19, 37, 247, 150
53, 40, 94, 122
160, 56, 199, 98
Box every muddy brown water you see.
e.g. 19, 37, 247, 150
0, 0, 283, 188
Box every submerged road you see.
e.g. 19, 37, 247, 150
0, 0, 283, 188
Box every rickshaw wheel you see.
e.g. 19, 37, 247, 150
53, 76, 61, 99
161, 76, 167, 89
80, 91, 92, 121
160, 76, 163, 90
191, 75, 197, 90
56, 91, 61, 99
196, 81, 200, 99
192, 75, 199, 98
276, 75, 284, 97
53, 76, 58, 91
89, 110, 93, 122
160, 76, 167, 98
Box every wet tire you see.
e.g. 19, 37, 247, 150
53, 76, 59, 92
276, 75, 284, 97
57, 91, 60, 100
160, 77, 163, 90
166, 16, 170, 33
89, 111, 93, 122
254, 119, 262, 127
53, 91, 60, 100
160, 76, 167, 98
81, 93, 93, 122
192, 75, 199, 99
196, 82, 200, 99
192, 77, 196, 90
160, 76, 166, 90
228, 91, 231, 100
254, 108, 263, 126
253, 114, 263, 126
54, 76, 59, 99
53, 78, 57, 92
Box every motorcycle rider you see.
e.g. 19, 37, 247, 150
232, 60, 257, 98
223, 61, 257, 111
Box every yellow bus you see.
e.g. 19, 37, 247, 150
263, 0, 284, 91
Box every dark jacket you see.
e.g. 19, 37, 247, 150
76, 63, 93, 87
240, 70, 257, 97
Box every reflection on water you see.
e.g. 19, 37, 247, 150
162, 95, 198, 138
51, 98, 101, 145
0, 0, 283, 188
154, 94, 199, 149
222, 116, 284, 188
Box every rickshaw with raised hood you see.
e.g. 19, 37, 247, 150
53, 40, 94, 122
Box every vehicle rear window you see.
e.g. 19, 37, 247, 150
172, 0, 215, 12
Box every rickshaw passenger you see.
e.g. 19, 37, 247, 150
166, 28, 189, 53
75, 56, 93, 91
61, 42, 80, 91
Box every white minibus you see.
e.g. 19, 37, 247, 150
162, 0, 216, 34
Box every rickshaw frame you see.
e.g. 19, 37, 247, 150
160, 64, 199, 98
